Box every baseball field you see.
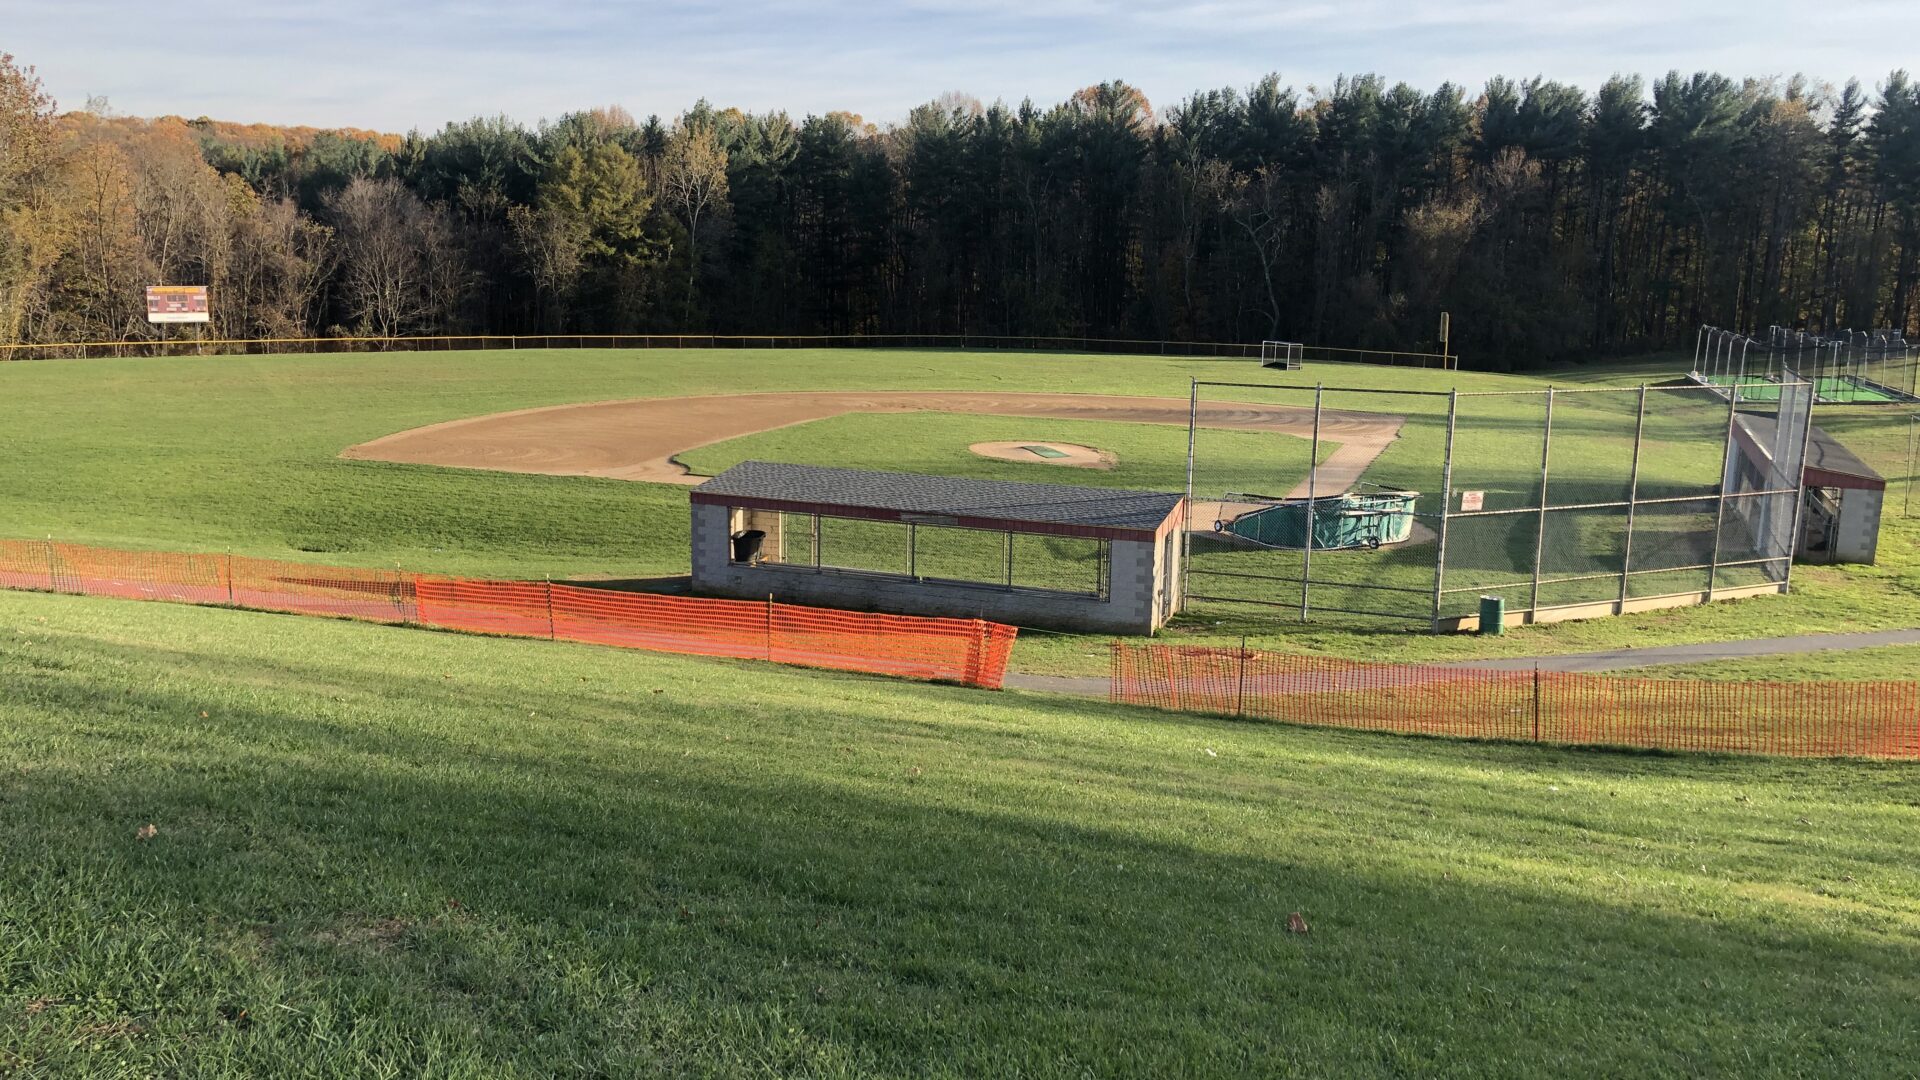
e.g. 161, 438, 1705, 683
3, 347, 1919, 1075
1, 347, 1916, 671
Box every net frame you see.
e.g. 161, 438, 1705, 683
1258, 340, 1304, 370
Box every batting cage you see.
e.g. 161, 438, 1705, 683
1183, 376, 1815, 632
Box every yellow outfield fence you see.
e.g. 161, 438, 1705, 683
0, 332, 1453, 367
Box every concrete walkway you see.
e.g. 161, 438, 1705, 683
1003, 627, 1920, 696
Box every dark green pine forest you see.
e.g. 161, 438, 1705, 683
4, 51, 1918, 368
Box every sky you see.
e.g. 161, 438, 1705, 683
7, 0, 1918, 132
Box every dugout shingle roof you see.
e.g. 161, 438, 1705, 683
1736, 415, 1884, 490
691, 461, 1185, 539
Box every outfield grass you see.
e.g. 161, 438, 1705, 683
4, 589, 1918, 1076
2, 347, 1915, 677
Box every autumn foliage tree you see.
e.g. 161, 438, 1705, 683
0, 53, 62, 342
3, 44, 1918, 366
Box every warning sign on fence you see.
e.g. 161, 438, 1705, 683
1459, 490, 1484, 511
146, 285, 209, 323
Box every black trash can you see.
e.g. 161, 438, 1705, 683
731, 529, 766, 564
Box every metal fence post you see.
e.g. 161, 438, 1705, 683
1182, 379, 1198, 610
43, 537, 56, 592
1782, 380, 1817, 594
1236, 636, 1248, 718
1906, 414, 1917, 519
226, 551, 236, 607
765, 594, 774, 661
1529, 389, 1555, 619
1431, 390, 1458, 632
1706, 387, 1740, 600
1617, 385, 1648, 611
545, 576, 556, 641
1301, 385, 1324, 622
1532, 663, 1542, 742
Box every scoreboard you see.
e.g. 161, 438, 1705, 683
146, 285, 210, 323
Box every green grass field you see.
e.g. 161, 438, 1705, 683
5, 590, 1919, 1076
0, 346, 1915, 677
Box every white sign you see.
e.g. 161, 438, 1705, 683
1460, 490, 1485, 512
146, 285, 209, 324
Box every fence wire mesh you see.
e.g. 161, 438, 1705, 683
1186, 377, 1813, 631
1112, 644, 1920, 760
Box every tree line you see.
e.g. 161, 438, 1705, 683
2, 49, 1917, 368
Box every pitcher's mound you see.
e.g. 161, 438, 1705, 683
969, 441, 1116, 469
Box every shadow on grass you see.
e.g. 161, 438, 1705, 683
4, 627, 1919, 1076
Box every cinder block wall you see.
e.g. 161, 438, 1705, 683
690, 503, 1171, 634
1836, 489, 1883, 563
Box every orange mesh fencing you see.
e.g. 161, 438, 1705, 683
549, 584, 771, 661
231, 556, 416, 623
417, 577, 1018, 686
1111, 643, 1920, 760
415, 577, 555, 639
0, 540, 55, 592
50, 543, 229, 606
0, 540, 1014, 688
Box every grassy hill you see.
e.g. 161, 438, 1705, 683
4, 590, 1918, 1076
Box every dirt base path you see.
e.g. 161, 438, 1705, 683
343, 391, 1405, 498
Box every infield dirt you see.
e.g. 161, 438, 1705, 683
343, 391, 1404, 500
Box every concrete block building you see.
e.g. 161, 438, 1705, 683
1733, 414, 1886, 564
1796, 425, 1886, 563
690, 461, 1187, 633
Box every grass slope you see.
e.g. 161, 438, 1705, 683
2, 347, 1915, 677
3, 590, 1918, 1076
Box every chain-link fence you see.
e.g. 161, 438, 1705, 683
0, 332, 1450, 365
1184, 377, 1814, 632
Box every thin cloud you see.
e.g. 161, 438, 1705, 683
9, 0, 1916, 131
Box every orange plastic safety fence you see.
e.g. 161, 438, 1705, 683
416, 577, 1018, 686
415, 577, 556, 639
550, 584, 771, 661
48, 543, 230, 605
0, 540, 55, 592
0, 540, 1018, 689
229, 556, 416, 624
1111, 643, 1920, 760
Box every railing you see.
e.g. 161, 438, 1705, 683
0, 539, 1017, 689
0, 332, 1451, 366
1111, 643, 1919, 760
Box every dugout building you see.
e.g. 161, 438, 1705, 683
690, 461, 1186, 633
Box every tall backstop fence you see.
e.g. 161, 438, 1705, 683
0, 332, 1449, 367
1186, 377, 1814, 632
1111, 643, 1919, 760
0, 540, 1017, 689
